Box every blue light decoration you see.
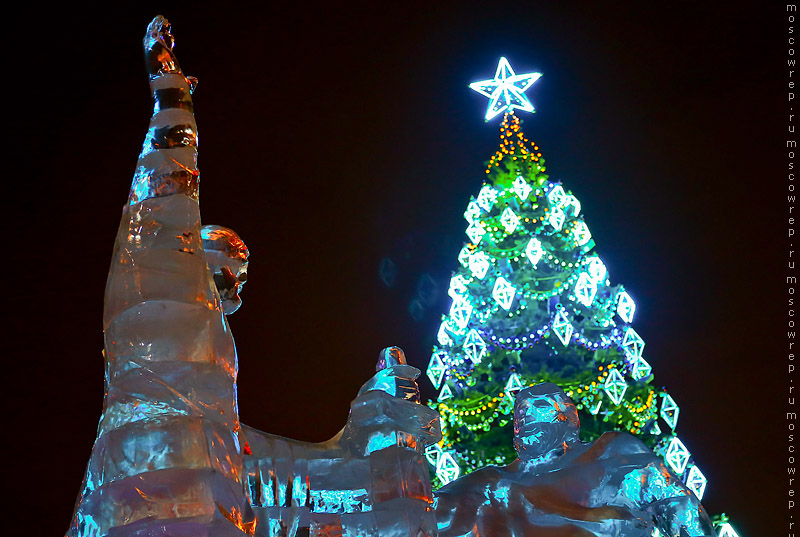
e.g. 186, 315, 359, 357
492, 277, 516, 310
437, 323, 454, 346
505, 372, 524, 396
525, 237, 544, 267
573, 272, 598, 307
449, 275, 469, 299
468, 251, 491, 279
551, 309, 573, 346
566, 194, 581, 217
685, 465, 707, 500
463, 329, 487, 364
572, 220, 592, 247
450, 297, 474, 329
464, 200, 481, 223
436, 451, 461, 484
631, 356, 652, 380
458, 245, 472, 267
500, 207, 520, 233
427, 352, 447, 388
512, 175, 532, 200
425, 443, 443, 467
476, 184, 498, 211
547, 184, 567, 208
616, 290, 636, 323
466, 220, 486, 244
438, 383, 454, 402
622, 327, 645, 360
468, 57, 542, 121
665, 437, 691, 475
604, 368, 628, 405
660, 393, 680, 430
585, 256, 607, 283
548, 206, 565, 230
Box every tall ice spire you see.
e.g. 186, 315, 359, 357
67, 16, 254, 537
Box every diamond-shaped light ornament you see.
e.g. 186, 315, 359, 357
449, 297, 473, 329
622, 327, 645, 360
573, 220, 592, 247
665, 437, 691, 475
512, 175, 532, 201
458, 245, 472, 267
437, 322, 453, 346
685, 465, 707, 500
436, 451, 461, 485
661, 393, 680, 430
425, 443, 443, 467
468, 251, 491, 279
604, 368, 628, 405
717, 522, 741, 537
438, 383, 454, 402
500, 207, 520, 233
631, 357, 652, 380
492, 277, 516, 310
444, 316, 465, 337
585, 256, 607, 283
551, 309, 573, 346
505, 372, 524, 396
448, 275, 468, 299
616, 290, 636, 323
427, 352, 447, 388
466, 220, 486, 244
464, 200, 481, 223
525, 237, 544, 267
566, 195, 581, 217
547, 184, 567, 208
548, 207, 565, 231
574, 272, 598, 307
468, 57, 542, 121
463, 329, 487, 364
476, 185, 498, 211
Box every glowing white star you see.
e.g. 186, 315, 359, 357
469, 57, 542, 121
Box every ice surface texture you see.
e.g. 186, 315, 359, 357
241, 346, 442, 537
434, 383, 716, 537
66, 16, 255, 537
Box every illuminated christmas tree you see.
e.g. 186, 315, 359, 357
424, 57, 737, 535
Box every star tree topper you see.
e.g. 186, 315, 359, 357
469, 57, 542, 121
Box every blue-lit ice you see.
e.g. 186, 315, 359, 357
66, 17, 442, 537
241, 346, 442, 536
434, 383, 716, 537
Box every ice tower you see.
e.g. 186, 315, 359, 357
66, 17, 254, 537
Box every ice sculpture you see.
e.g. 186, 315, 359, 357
66, 16, 254, 537
240, 346, 442, 536
434, 383, 716, 537
66, 17, 442, 537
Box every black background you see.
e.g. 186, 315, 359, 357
8, 2, 785, 535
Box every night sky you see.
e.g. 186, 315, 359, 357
9, 3, 785, 535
